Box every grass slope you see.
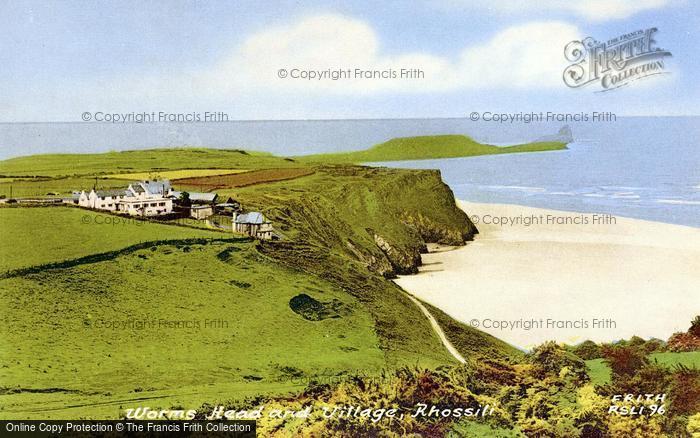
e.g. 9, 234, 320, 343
0, 207, 224, 272
0, 242, 383, 418
301, 135, 567, 163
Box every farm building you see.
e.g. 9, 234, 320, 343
216, 197, 241, 213
189, 205, 214, 220
170, 191, 218, 204
77, 180, 173, 216
233, 212, 274, 240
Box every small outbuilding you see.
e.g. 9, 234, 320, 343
233, 211, 274, 240
190, 205, 214, 220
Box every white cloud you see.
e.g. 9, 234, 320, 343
192, 15, 580, 94
457, 21, 579, 88
445, 0, 672, 22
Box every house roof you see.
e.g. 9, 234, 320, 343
96, 189, 128, 197
235, 212, 265, 224
131, 184, 145, 193
142, 180, 171, 195
171, 191, 217, 202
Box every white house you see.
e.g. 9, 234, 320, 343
77, 180, 173, 216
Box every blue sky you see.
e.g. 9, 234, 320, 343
1, 0, 699, 121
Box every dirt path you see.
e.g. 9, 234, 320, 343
403, 293, 466, 364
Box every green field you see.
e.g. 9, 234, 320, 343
586, 351, 700, 386
106, 168, 247, 180
0, 176, 129, 199
0, 207, 225, 273
0, 148, 298, 178
0, 241, 384, 419
301, 135, 567, 163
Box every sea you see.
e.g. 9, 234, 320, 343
1, 117, 698, 227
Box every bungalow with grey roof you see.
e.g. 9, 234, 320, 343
232, 211, 274, 240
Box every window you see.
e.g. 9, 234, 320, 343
151, 203, 157, 207
158, 202, 165, 206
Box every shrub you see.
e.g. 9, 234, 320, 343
573, 340, 602, 360
528, 341, 588, 382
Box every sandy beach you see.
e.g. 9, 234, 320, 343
394, 201, 700, 349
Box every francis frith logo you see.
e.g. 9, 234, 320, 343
563, 27, 672, 91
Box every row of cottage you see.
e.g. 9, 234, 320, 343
74, 180, 275, 240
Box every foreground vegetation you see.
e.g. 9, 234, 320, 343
204, 340, 700, 437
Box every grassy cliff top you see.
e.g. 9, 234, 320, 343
0, 147, 298, 178
0, 135, 567, 178
300, 135, 567, 163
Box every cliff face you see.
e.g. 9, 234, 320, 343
253, 165, 476, 277
240, 164, 486, 366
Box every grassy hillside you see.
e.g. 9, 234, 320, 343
0, 207, 225, 273
0, 241, 384, 419
215, 165, 499, 367
301, 135, 567, 163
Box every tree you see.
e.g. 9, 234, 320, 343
178, 191, 191, 207
601, 345, 647, 380
690, 315, 700, 337
528, 341, 589, 383
667, 315, 700, 352
573, 340, 602, 360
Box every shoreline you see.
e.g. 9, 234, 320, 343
395, 200, 700, 349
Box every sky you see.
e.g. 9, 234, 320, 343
1, 0, 699, 122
